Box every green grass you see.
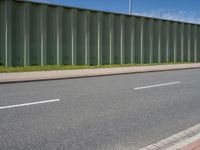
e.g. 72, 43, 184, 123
0, 62, 193, 73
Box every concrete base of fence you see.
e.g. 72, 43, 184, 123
0, 63, 200, 84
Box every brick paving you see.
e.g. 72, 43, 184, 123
181, 139, 200, 150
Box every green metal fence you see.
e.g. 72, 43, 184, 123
0, 0, 200, 67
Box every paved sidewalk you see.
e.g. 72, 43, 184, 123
0, 63, 200, 84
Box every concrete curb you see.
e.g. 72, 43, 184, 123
0, 64, 200, 84
137, 124, 200, 150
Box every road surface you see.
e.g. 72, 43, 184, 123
0, 69, 200, 150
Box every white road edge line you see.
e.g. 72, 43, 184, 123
0, 99, 60, 110
134, 81, 181, 90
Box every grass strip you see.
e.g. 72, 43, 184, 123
0, 62, 193, 73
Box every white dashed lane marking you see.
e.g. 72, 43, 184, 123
134, 81, 181, 90
0, 99, 60, 110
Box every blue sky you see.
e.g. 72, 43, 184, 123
28, 0, 200, 23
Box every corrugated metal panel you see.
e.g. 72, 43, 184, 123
0, 0, 200, 67
197, 26, 200, 61
0, 1, 5, 66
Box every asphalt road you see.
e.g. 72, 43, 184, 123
1, 69, 200, 150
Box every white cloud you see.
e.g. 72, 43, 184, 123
134, 9, 200, 24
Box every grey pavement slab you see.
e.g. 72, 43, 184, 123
0, 63, 200, 83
